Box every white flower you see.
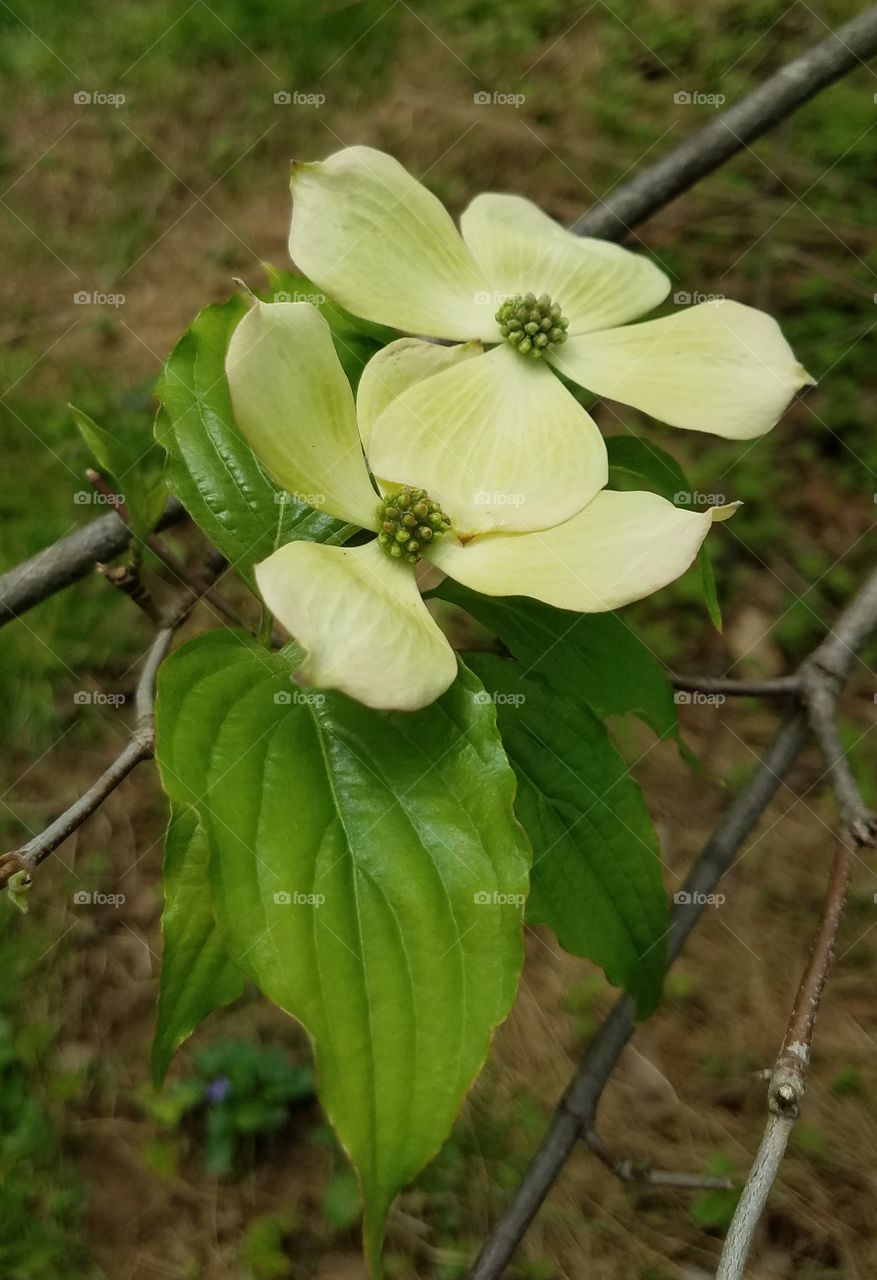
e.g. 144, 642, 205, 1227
226, 301, 731, 711
287, 146, 814, 445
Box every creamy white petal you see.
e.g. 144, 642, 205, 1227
367, 343, 607, 539
226, 300, 378, 528
429, 489, 717, 612
551, 300, 815, 439
460, 193, 670, 335
256, 540, 457, 711
356, 337, 482, 451
289, 147, 494, 340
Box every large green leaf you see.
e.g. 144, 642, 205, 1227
466, 654, 667, 1015
152, 803, 247, 1086
155, 630, 529, 1271
435, 581, 676, 740
154, 296, 350, 588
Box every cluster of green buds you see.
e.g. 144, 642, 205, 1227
496, 292, 569, 358
376, 486, 452, 564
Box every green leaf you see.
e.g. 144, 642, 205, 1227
607, 433, 721, 630
155, 296, 351, 588
435, 580, 676, 741
71, 404, 167, 537
152, 804, 246, 1086
466, 654, 667, 1015
155, 630, 529, 1273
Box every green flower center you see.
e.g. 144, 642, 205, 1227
496, 292, 569, 359
376, 486, 452, 565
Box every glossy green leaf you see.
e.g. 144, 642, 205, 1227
466, 654, 667, 1015
155, 630, 529, 1272
607, 434, 721, 630
435, 581, 676, 740
154, 296, 350, 588
71, 403, 167, 538
152, 803, 246, 1086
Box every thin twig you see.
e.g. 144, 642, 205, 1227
573, 8, 877, 240
672, 673, 799, 698
0, 594, 192, 892
584, 1129, 733, 1190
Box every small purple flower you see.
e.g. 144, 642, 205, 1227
205, 1075, 232, 1103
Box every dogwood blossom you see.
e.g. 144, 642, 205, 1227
287, 146, 813, 447
226, 301, 730, 711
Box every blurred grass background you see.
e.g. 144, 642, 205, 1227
2, 1, 877, 1277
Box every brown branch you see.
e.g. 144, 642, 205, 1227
671, 673, 799, 698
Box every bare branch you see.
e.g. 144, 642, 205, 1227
672, 673, 799, 698
0, 497, 185, 626
574, 8, 877, 240
584, 1129, 733, 1190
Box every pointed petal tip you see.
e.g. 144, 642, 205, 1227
710, 501, 742, 523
